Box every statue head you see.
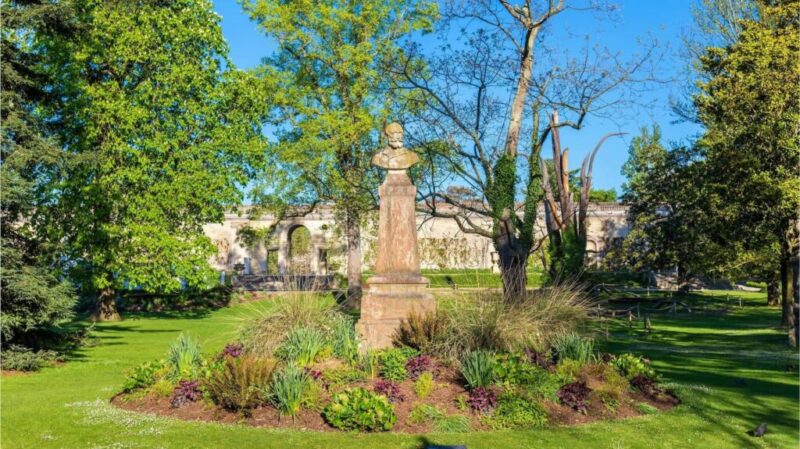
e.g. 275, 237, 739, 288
384, 122, 404, 149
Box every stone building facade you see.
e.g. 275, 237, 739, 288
203, 203, 630, 275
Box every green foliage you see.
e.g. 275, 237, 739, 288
588, 188, 618, 202
392, 311, 447, 353
167, 334, 203, 380
323, 388, 397, 432
0, 0, 78, 343
612, 353, 657, 380
483, 392, 548, 430
275, 326, 327, 367
551, 333, 595, 365
358, 351, 381, 380
205, 355, 276, 416
492, 352, 541, 386
123, 360, 167, 392
636, 402, 660, 415
413, 372, 435, 399
407, 404, 445, 425
460, 350, 496, 389
36, 0, 266, 316
555, 359, 582, 383
331, 314, 359, 364
435, 415, 471, 433
323, 366, 368, 388
378, 348, 416, 382
488, 153, 517, 233
0, 346, 62, 372
271, 364, 311, 417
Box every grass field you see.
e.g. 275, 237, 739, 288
2, 290, 798, 449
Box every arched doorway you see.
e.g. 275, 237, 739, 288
288, 225, 313, 274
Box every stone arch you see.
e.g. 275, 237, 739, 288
288, 225, 313, 274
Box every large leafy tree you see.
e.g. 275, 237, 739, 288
37, 0, 266, 320
693, 0, 800, 326
1, 0, 78, 344
242, 0, 438, 303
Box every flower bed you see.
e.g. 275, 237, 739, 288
114, 326, 678, 433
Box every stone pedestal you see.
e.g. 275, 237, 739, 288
357, 169, 434, 350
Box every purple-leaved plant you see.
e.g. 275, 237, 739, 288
405, 355, 433, 379
170, 380, 201, 408
373, 379, 405, 403
467, 387, 497, 413
557, 381, 591, 413
221, 343, 243, 358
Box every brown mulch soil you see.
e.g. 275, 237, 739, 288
113, 363, 679, 433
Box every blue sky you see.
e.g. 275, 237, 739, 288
212, 0, 702, 193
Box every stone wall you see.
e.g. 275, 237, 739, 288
203, 203, 630, 274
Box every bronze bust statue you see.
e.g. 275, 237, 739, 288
371, 122, 420, 171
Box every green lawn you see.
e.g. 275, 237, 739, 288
2, 291, 798, 449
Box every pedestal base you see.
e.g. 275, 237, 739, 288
356, 278, 435, 351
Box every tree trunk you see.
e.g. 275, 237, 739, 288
495, 234, 529, 302
780, 253, 794, 327
91, 287, 120, 321
345, 213, 362, 309
767, 279, 780, 306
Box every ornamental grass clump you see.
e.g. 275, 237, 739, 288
276, 326, 327, 366
551, 332, 595, 365
437, 282, 591, 359
323, 388, 397, 431
168, 333, 202, 379
206, 355, 276, 416
271, 363, 311, 417
392, 311, 447, 353
331, 314, 359, 364
460, 350, 496, 389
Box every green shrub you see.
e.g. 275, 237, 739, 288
407, 403, 445, 425
588, 363, 629, 405
331, 314, 359, 364
168, 334, 203, 379
493, 352, 541, 386
378, 348, 416, 381
435, 415, 471, 433
123, 360, 167, 392
206, 355, 276, 416
551, 332, 595, 365
151, 378, 176, 397
0, 346, 61, 372
271, 363, 311, 417
515, 368, 562, 401
323, 366, 367, 388
323, 387, 397, 431
461, 350, 496, 389
612, 353, 657, 380
275, 326, 327, 367
392, 311, 447, 353
483, 392, 548, 430
414, 371, 435, 399
555, 358, 582, 383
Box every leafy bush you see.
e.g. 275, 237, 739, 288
323, 387, 397, 431
170, 380, 201, 408
586, 363, 629, 407
483, 392, 548, 429
407, 403, 445, 425
467, 387, 497, 413
551, 332, 595, 365
493, 352, 542, 386
612, 353, 657, 380
405, 354, 433, 380
239, 293, 342, 357
461, 350, 496, 389
276, 326, 327, 366
206, 355, 276, 416
0, 346, 62, 372
373, 379, 405, 403
392, 311, 447, 353
436, 284, 590, 359
168, 334, 203, 379
555, 358, 582, 383
221, 343, 243, 358
414, 371, 435, 399
272, 363, 311, 417
557, 381, 591, 413
123, 360, 167, 392
378, 348, 416, 381
514, 368, 562, 401
323, 366, 366, 388
331, 314, 358, 364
